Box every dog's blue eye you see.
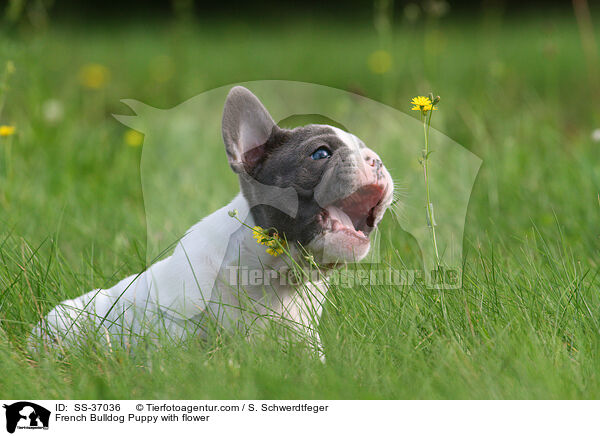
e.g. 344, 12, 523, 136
311, 147, 331, 160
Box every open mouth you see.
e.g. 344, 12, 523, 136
318, 183, 386, 242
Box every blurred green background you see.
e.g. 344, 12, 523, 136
1, 0, 600, 399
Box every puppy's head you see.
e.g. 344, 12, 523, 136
222, 86, 394, 263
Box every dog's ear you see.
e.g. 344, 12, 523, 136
222, 86, 277, 174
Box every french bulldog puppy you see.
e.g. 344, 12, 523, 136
32, 87, 394, 354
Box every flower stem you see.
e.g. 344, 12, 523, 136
422, 110, 440, 267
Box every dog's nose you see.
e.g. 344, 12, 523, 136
363, 149, 382, 170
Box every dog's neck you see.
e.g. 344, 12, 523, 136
219, 192, 293, 272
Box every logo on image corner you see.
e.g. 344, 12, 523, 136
2, 402, 50, 434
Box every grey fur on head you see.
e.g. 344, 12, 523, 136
221, 86, 392, 255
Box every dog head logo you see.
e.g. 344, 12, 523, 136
3, 402, 50, 434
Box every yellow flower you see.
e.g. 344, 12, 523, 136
266, 246, 284, 257
252, 226, 286, 256
78, 63, 110, 89
411, 96, 432, 106
5, 61, 15, 75
0, 125, 16, 137
252, 226, 265, 241
368, 50, 392, 74
266, 236, 285, 256
124, 129, 144, 147
410, 96, 438, 113
252, 225, 271, 245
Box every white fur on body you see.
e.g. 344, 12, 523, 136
34, 193, 326, 349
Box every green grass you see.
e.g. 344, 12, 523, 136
1, 12, 600, 399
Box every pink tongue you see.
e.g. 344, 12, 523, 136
327, 206, 354, 229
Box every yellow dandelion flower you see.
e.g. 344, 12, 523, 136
252, 226, 265, 241
266, 246, 284, 257
251, 226, 286, 256
368, 50, 392, 75
0, 125, 16, 137
411, 96, 432, 106
253, 226, 271, 245
410, 96, 438, 113
124, 129, 144, 147
5, 61, 15, 75
266, 234, 286, 256
78, 63, 110, 89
